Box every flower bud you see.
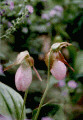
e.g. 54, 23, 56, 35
15, 64, 32, 92
50, 60, 67, 80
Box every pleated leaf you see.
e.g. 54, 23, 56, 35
0, 82, 25, 120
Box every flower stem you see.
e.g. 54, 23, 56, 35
20, 88, 28, 120
34, 50, 52, 120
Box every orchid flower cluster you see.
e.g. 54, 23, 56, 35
4, 42, 74, 120
4, 42, 74, 91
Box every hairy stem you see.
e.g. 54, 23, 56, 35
20, 88, 28, 120
34, 50, 52, 120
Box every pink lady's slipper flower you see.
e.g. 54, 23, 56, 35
4, 51, 42, 92
45, 42, 74, 80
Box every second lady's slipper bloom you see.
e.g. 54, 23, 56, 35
50, 60, 67, 80
4, 51, 42, 92
45, 42, 74, 80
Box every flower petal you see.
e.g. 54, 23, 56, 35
51, 42, 72, 52
15, 64, 32, 92
51, 60, 67, 80
4, 51, 29, 71
58, 51, 74, 72
15, 51, 29, 65
68, 80, 78, 89
33, 66, 42, 81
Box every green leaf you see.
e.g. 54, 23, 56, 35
0, 82, 25, 120
49, 76, 58, 88
32, 103, 63, 120
75, 51, 83, 74
53, 106, 66, 120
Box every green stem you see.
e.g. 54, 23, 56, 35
20, 88, 28, 120
34, 50, 52, 120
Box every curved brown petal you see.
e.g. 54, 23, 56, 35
4, 63, 15, 71
58, 51, 74, 72
33, 66, 42, 81
4, 51, 30, 71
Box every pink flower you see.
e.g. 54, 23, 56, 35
9, 1, 14, 10
41, 116, 54, 120
49, 10, 57, 17
51, 60, 67, 80
4, 51, 42, 92
58, 80, 65, 87
54, 5, 63, 12
15, 64, 32, 92
68, 80, 78, 89
45, 42, 74, 80
22, 27, 28, 34
26, 5, 33, 13
41, 14, 50, 20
